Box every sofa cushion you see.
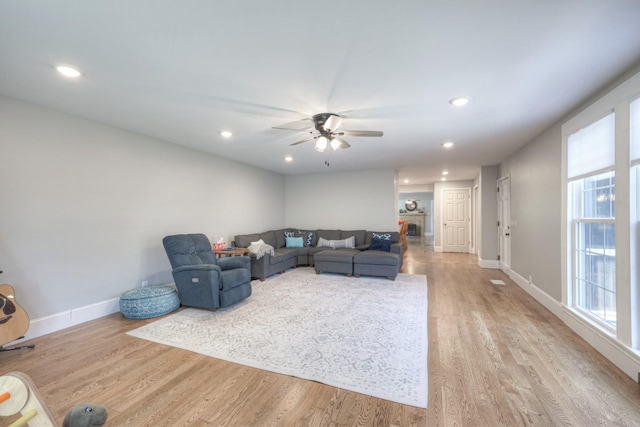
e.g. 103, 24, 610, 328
314, 229, 341, 246
275, 229, 292, 248
270, 248, 298, 265
341, 230, 366, 247
235, 233, 260, 249
354, 250, 401, 266
260, 231, 277, 248
314, 249, 360, 263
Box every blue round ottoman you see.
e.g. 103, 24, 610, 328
119, 285, 180, 319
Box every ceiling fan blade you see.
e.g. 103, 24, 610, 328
323, 114, 342, 132
290, 135, 318, 146
272, 118, 314, 132
340, 130, 383, 137
273, 126, 312, 131
335, 136, 351, 149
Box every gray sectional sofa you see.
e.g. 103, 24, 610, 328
234, 228, 403, 281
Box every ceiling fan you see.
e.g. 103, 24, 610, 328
274, 113, 383, 152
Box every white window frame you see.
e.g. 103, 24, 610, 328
562, 71, 640, 356
571, 217, 616, 333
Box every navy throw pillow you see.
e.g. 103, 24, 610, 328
369, 236, 392, 252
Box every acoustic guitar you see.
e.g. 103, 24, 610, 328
0, 284, 31, 346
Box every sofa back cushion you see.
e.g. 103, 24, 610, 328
314, 229, 341, 246
274, 229, 293, 249
341, 230, 366, 247
260, 231, 277, 248
235, 233, 261, 248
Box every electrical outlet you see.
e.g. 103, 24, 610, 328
528, 275, 532, 284
141, 280, 148, 287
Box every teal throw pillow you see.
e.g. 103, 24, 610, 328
286, 236, 304, 248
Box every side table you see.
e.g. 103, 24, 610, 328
213, 248, 250, 258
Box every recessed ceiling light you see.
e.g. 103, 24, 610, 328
442, 141, 454, 148
220, 131, 233, 138
284, 156, 293, 162
442, 170, 449, 175
404, 179, 409, 183
449, 97, 470, 107
55, 65, 82, 78
441, 177, 447, 181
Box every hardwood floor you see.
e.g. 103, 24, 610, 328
2, 237, 639, 426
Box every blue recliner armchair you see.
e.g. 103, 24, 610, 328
162, 234, 252, 309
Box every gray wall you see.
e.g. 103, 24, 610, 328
1, 96, 402, 321
1, 96, 286, 318
500, 126, 561, 299
479, 166, 499, 262
500, 59, 640, 302
285, 168, 398, 231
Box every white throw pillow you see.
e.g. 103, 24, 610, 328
317, 236, 355, 249
317, 237, 332, 248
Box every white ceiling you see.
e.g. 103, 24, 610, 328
2, 1, 640, 185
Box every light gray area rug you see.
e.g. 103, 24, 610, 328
127, 267, 428, 408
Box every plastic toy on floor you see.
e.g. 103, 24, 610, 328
62, 403, 108, 427
0, 371, 107, 427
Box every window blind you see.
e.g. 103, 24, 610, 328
567, 112, 615, 180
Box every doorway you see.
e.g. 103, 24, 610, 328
497, 176, 511, 274
442, 188, 470, 252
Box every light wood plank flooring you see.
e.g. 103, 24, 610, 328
1, 237, 639, 426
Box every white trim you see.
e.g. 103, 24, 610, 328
509, 270, 563, 318
6, 297, 121, 346
434, 245, 443, 252
563, 307, 640, 381
510, 268, 640, 381
479, 258, 500, 269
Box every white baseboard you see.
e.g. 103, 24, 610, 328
562, 308, 640, 382
9, 298, 121, 345
479, 258, 500, 269
509, 268, 640, 382
508, 270, 563, 318
434, 246, 443, 252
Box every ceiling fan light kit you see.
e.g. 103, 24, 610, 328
277, 112, 383, 154
315, 136, 328, 152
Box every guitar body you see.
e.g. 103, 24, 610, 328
0, 284, 30, 346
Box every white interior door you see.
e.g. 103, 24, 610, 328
443, 189, 470, 252
498, 176, 511, 273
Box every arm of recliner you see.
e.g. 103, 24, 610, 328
217, 256, 251, 271
173, 264, 222, 275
